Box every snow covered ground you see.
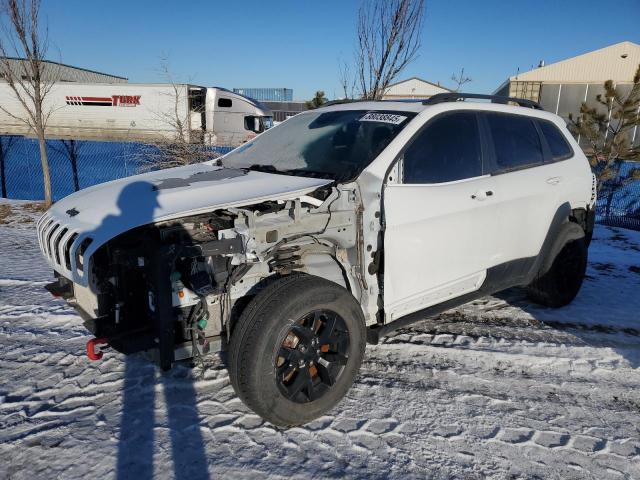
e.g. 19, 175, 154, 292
1, 200, 639, 479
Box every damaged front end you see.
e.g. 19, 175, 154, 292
39, 178, 370, 370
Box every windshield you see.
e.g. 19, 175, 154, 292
222, 109, 416, 182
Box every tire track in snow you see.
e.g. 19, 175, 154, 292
1, 204, 640, 479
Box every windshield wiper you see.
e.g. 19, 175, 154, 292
278, 168, 335, 180
245, 164, 280, 173
244, 164, 334, 180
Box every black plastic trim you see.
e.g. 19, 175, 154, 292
182, 237, 245, 257
151, 244, 178, 370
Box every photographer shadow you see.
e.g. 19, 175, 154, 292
84, 181, 209, 478
117, 355, 210, 479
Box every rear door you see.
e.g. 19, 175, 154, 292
535, 118, 587, 209
383, 111, 503, 320
480, 111, 556, 264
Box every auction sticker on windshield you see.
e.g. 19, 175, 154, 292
359, 112, 407, 125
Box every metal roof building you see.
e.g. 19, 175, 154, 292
0, 57, 127, 83
262, 101, 308, 123
381, 77, 451, 100
494, 41, 640, 121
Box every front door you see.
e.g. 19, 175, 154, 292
383, 111, 502, 320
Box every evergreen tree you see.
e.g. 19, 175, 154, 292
569, 64, 640, 193
306, 91, 328, 109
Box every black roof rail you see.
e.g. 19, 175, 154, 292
423, 92, 543, 110
322, 98, 427, 107
321, 98, 372, 107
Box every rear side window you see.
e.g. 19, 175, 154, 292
485, 112, 543, 172
537, 119, 573, 161
218, 98, 232, 108
403, 112, 482, 184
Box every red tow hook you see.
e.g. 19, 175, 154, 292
86, 337, 109, 361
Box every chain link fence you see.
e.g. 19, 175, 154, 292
595, 161, 640, 231
1, 134, 639, 230
0, 136, 232, 202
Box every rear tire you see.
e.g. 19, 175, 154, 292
527, 236, 588, 308
228, 274, 366, 427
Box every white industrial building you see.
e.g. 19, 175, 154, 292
0, 57, 127, 83
494, 41, 640, 128
381, 77, 451, 100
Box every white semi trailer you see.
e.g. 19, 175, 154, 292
0, 83, 273, 147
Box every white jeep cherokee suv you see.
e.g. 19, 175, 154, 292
37, 93, 596, 426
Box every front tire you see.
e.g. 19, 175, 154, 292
527, 237, 588, 308
228, 274, 366, 427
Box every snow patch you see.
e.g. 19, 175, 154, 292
1, 201, 639, 479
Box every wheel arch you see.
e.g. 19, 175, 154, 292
532, 202, 588, 281
227, 248, 360, 337
299, 250, 355, 293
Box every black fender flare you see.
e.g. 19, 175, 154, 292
531, 202, 586, 281
537, 221, 585, 278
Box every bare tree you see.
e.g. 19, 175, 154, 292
156, 58, 192, 147
138, 57, 216, 170
338, 58, 356, 100
0, 0, 56, 206
354, 0, 426, 100
451, 67, 472, 92
49, 139, 82, 192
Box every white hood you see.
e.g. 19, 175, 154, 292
37, 162, 331, 285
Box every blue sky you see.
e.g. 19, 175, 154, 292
41, 0, 640, 100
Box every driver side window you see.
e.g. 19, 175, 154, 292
403, 111, 482, 184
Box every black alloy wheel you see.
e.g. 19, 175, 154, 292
275, 310, 350, 403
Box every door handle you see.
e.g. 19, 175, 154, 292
546, 176, 562, 185
471, 190, 493, 200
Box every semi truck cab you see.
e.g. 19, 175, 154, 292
206, 87, 273, 146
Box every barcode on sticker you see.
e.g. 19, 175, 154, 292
360, 112, 407, 125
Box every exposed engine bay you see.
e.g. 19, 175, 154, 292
47, 184, 375, 369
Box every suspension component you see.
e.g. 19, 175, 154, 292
268, 245, 302, 274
